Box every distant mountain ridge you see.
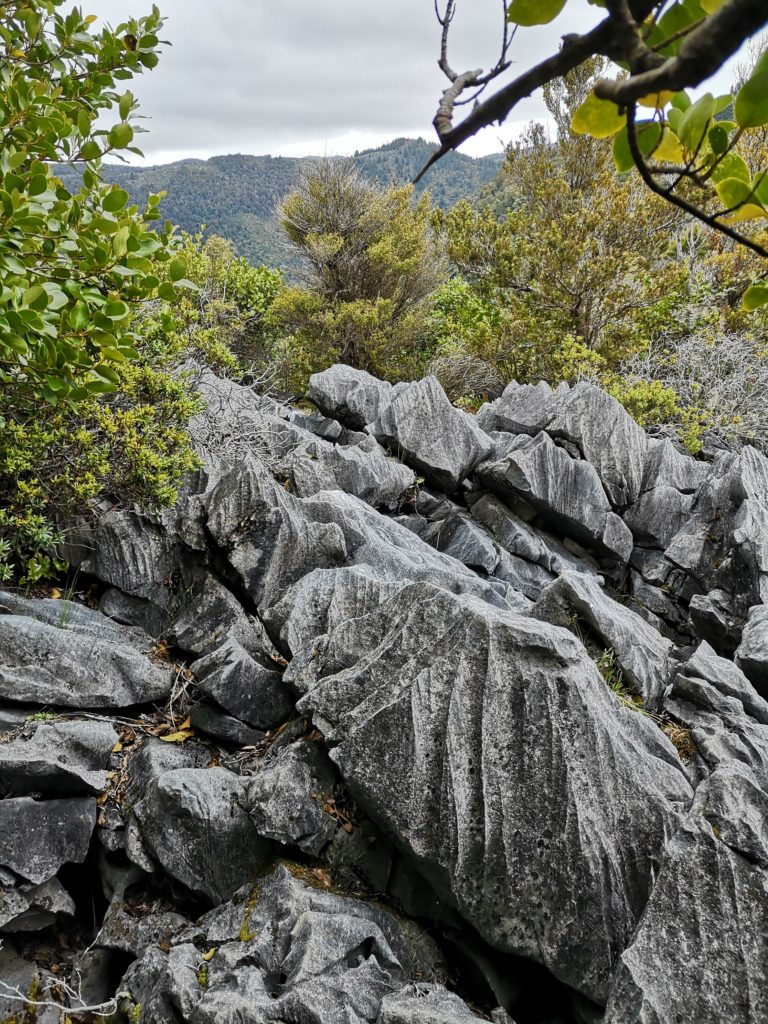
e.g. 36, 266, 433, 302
56, 138, 504, 272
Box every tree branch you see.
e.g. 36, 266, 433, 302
596, 0, 768, 105
626, 103, 768, 259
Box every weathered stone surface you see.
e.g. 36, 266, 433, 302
546, 382, 649, 509
0, 877, 74, 933
96, 893, 188, 958
368, 376, 493, 492
204, 459, 513, 627
470, 492, 600, 578
132, 767, 273, 903
309, 364, 401, 430
99, 586, 167, 635
604, 809, 768, 1024
477, 432, 633, 562
0, 611, 174, 708
0, 719, 116, 796
286, 440, 415, 508
190, 704, 266, 746
378, 986, 487, 1023
476, 380, 568, 437
0, 797, 95, 884
294, 582, 691, 1002
61, 508, 182, 609
121, 863, 454, 1024
167, 570, 277, 659
247, 739, 338, 856
192, 634, 291, 730
735, 604, 768, 699
530, 572, 673, 708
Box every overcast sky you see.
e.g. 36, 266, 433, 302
93, 0, 743, 166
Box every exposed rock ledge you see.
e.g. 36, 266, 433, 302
1, 365, 767, 1024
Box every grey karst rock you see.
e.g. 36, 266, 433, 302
605, 636, 768, 1024
0, 611, 175, 708
368, 376, 493, 492
469, 491, 600, 577
628, 570, 688, 636
285, 439, 415, 508
204, 459, 513, 628
0, 589, 150, 642
530, 572, 673, 708
0, 797, 96, 884
247, 739, 338, 856
266, 567, 405, 658
0, 943, 61, 1023
476, 432, 633, 562
0, 718, 116, 796
735, 604, 768, 698
476, 380, 569, 436
167, 569, 278, 659
604, 813, 768, 1024
0, 877, 74, 932
674, 640, 768, 727
293, 582, 692, 1003
623, 485, 696, 550
122, 735, 213, 812
289, 407, 346, 443
95, 893, 188, 957
688, 589, 744, 652
377, 986, 488, 1023
119, 863, 453, 1024
132, 767, 273, 903
545, 382, 649, 509
119, 942, 203, 1024
60, 508, 182, 609
189, 703, 266, 746
625, 439, 708, 549
732, 497, 768, 605
99, 586, 167, 635
308, 363, 403, 430
192, 634, 291, 730
424, 511, 499, 575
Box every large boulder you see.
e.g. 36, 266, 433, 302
0, 611, 174, 708
309, 364, 402, 430
131, 767, 273, 904
203, 458, 515, 629
118, 863, 467, 1024
293, 582, 691, 1003
0, 797, 96, 884
285, 439, 415, 508
735, 604, 768, 699
368, 376, 493, 492
0, 718, 117, 796
476, 432, 633, 562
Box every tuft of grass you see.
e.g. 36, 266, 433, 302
597, 648, 697, 761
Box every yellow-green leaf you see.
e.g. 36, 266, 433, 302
572, 90, 625, 139
735, 69, 768, 129
744, 282, 768, 311
507, 0, 567, 26
700, 0, 726, 11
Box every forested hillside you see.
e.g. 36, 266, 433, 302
55, 138, 502, 270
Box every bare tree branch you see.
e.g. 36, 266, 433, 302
625, 102, 768, 260
596, 0, 768, 104
418, 0, 768, 187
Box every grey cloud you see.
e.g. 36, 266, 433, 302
92, 0, 602, 160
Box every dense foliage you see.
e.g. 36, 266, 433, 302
54, 139, 503, 272
0, 1, 199, 582
266, 161, 443, 391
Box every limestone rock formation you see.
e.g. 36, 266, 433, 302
3, 364, 768, 1023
